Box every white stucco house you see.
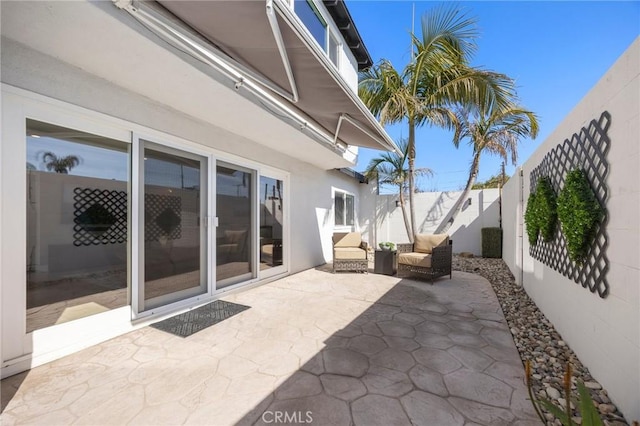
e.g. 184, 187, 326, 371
0, 0, 398, 377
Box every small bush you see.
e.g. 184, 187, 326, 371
524, 176, 558, 246
536, 177, 558, 242
379, 241, 395, 251
481, 227, 502, 258
557, 169, 604, 264
525, 191, 540, 246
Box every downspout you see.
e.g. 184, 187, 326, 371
519, 167, 524, 287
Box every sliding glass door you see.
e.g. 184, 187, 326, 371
259, 174, 286, 278
139, 140, 208, 311
216, 162, 255, 288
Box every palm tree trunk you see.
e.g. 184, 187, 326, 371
407, 119, 416, 243
438, 152, 481, 234
398, 184, 412, 242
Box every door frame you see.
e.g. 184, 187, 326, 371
256, 168, 289, 280
131, 132, 215, 319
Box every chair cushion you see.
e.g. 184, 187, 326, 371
398, 252, 432, 268
225, 230, 247, 244
334, 247, 367, 260
414, 234, 449, 254
261, 244, 274, 256
333, 232, 363, 248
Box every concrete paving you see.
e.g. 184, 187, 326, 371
1, 266, 540, 425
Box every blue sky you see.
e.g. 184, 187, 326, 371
348, 1, 639, 192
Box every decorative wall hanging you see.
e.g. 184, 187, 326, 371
73, 187, 127, 246
528, 111, 610, 298
144, 193, 182, 241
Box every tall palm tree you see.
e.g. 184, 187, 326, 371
359, 4, 515, 240
437, 105, 539, 233
41, 151, 81, 174
363, 139, 432, 242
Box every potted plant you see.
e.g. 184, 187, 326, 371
378, 242, 396, 251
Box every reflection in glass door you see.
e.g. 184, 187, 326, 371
216, 163, 255, 288
141, 141, 208, 310
260, 176, 285, 277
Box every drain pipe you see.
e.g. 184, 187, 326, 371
519, 167, 525, 287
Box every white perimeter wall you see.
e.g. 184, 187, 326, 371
359, 186, 501, 255
502, 38, 640, 422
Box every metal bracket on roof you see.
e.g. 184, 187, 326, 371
334, 114, 401, 154
265, 0, 299, 103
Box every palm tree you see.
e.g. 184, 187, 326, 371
359, 4, 515, 240
363, 139, 432, 241
437, 105, 539, 233
41, 151, 80, 174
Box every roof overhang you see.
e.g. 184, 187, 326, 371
323, 0, 373, 70
118, 0, 398, 155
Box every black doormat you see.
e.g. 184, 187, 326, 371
150, 300, 250, 338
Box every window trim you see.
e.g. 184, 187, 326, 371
333, 188, 356, 229
293, 0, 342, 71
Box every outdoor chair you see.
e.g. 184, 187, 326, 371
397, 234, 452, 282
332, 232, 369, 273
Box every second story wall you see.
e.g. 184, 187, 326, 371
288, 0, 361, 92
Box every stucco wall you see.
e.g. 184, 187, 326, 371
0, 2, 369, 374
502, 38, 640, 422
501, 170, 523, 285
1, 38, 362, 274
359, 186, 501, 256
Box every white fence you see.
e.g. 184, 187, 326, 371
502, 38, 639, 422
360, 188, 500, 255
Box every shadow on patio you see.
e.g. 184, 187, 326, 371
1, 266, 539, 425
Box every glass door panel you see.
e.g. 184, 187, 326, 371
216, 162, 254, 288
25, 119, 129, 332
141, 142, 207, 310
260, 176, 284, 275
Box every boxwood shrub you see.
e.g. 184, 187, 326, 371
524, 191, 539, 246
535, 177, 558, 242
524, 176, 558, 246
557, 169, 604, 264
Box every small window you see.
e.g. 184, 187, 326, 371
328, 32, 339, 67
334, 190, 355, 227
294, 0, 327, 50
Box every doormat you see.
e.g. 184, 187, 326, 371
150, 300, 250, 338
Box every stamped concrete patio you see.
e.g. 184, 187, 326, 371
1, 267, 540, 425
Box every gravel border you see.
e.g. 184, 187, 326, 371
453, 255, 629, 426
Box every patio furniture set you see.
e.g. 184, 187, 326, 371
332, 232, 453, 282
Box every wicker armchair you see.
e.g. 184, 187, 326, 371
332, 232, 369, 273
397, 234, 452, 283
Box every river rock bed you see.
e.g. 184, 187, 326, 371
452, 255, 629, 426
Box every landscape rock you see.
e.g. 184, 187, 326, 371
453, 256, 629, 425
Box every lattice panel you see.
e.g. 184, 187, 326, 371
528, 111, 611, 298
145, 193, 182, 241
73, 188, 127, 246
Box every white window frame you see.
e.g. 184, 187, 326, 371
291, 0, 342, 71
328, 30, 341, 68
1, 85, 292, 376
333, 188, 356, 230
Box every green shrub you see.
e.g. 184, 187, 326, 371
557, 169, 604, 264
481, 227, 502, 258
378, 241, 395, 251
536, 177, 558, 242
524, 176, 558, 246
525, 191, 540, 246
